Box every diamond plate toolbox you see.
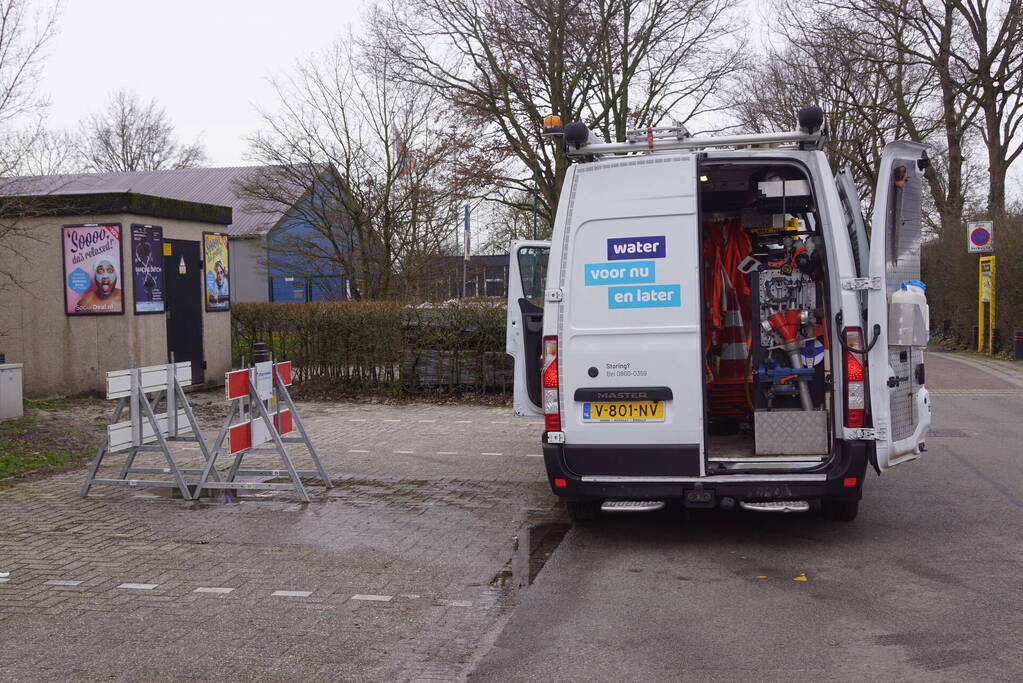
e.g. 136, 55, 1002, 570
754, 410, 830, 455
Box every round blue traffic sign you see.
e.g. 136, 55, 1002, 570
971, 227, 990, 246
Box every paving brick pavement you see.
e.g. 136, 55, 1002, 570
0, 401, 564, 682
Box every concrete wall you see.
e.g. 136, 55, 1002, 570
229, 236, 269, 302
0, 213, 232, 396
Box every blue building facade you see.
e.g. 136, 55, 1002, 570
264, 174, 350, 302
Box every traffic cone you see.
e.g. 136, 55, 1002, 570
707, 287, 750, 421
717, 289, 748, 380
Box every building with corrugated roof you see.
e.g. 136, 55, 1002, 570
2, 166, 350, 304
0, 166, 350, 395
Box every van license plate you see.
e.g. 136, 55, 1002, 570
582, 402, 664, 422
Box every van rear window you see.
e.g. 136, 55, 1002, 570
517, 246, 549, 307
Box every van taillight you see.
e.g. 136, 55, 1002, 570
542, 335, 560, 431
843, 328, 866, 428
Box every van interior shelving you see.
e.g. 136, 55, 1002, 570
698, 161, 833, 471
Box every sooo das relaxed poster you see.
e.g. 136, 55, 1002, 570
62, 224, 124, 315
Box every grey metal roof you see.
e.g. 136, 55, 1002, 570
2, 166, 293, 236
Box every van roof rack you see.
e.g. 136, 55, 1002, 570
562, 127, 824, 158
556, 107, 827, 158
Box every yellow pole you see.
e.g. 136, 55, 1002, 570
989, 255, 996, 355
978, 258, 985, 352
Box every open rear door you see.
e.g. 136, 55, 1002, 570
865, 141, 931, 470
507, 240, 551, 416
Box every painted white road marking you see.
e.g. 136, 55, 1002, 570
455, 420, 473, 423
436, 452, 459, 455
525, 454, 543, 458
351, 594, 393, 602
117, 583, 157, 590
349, 449, 370, 453
418, 420, 436, 423
45, 580, 83, 586
395, 450, 414, 454
348, 419, 367, 422
195, 587, 234, 594
481, 452, 503, 456
272, 590, 312, 597
437, 599, 473, 607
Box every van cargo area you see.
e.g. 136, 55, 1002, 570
699, 162, 832, 471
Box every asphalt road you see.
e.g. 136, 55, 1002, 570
470, 351, 1023, 682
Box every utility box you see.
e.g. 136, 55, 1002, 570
0, 363, 24, 421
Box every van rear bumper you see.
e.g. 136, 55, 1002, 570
543, 439, 870, 502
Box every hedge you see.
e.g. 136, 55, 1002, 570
231, 300, 512, 394
923, 214, 1023, 355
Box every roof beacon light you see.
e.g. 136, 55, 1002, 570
542, 115, 564, 139
797, 105, 825, 134
564, 122, 591, 150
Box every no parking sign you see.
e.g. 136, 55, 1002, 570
968, 221, 993, 253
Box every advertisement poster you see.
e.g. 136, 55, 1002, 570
203, 232, 230, 311
131, 224, 165, 314
62, 224, 124, 315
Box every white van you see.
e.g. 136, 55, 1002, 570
506, 108, 931, 521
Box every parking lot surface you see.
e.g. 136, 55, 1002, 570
0, 402, 555, 681
471, 352, 1023, 681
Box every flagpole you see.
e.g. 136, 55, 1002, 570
463, 204, 470, 298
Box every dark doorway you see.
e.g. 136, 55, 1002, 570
164, 239, 205, 384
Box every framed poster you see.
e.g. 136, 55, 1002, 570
203, 232, 230, 311
62, 224, 125, 316
131, 224, 165, 314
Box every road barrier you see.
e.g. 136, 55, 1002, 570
191, 359, 332, 502
81, 361, 215, 499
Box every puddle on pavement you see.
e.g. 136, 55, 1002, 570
492, 511, 571, 596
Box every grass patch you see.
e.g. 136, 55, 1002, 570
0, 410, 92, 482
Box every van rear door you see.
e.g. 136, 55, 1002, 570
556, 155, 704, 476
507, 240, 551, 416
864, 141, 931, 470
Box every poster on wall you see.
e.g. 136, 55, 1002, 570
203, 232, 230, 311
62, 224, 124, 316
131, 224, 165, 314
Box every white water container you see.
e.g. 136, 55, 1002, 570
889, 280, 929, 347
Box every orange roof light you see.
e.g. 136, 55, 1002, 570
542, 115, 564, 139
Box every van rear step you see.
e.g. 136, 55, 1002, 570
739, 500, 811, 513
600, 500, 666, 513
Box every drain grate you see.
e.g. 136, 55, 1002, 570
928, 428, 969, 438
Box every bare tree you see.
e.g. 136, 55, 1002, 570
948, 0, 1023, 218
735, 0, 982, 238
370, 0, 744, 238
0, 0, 63, 310
4, 122, 80, 175
240, 40, 493, 300
78, 90, 207, 172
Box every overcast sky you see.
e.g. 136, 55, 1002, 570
40, 0, 366, 167
30, 0, 1023, 211
38, 0, 777, 168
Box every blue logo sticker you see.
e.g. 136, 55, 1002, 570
608, 284, 681, 309
584, 260, 656, 286
67, 268, 91, 294
607, 236, 666, 260
583, 403, 591, 420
